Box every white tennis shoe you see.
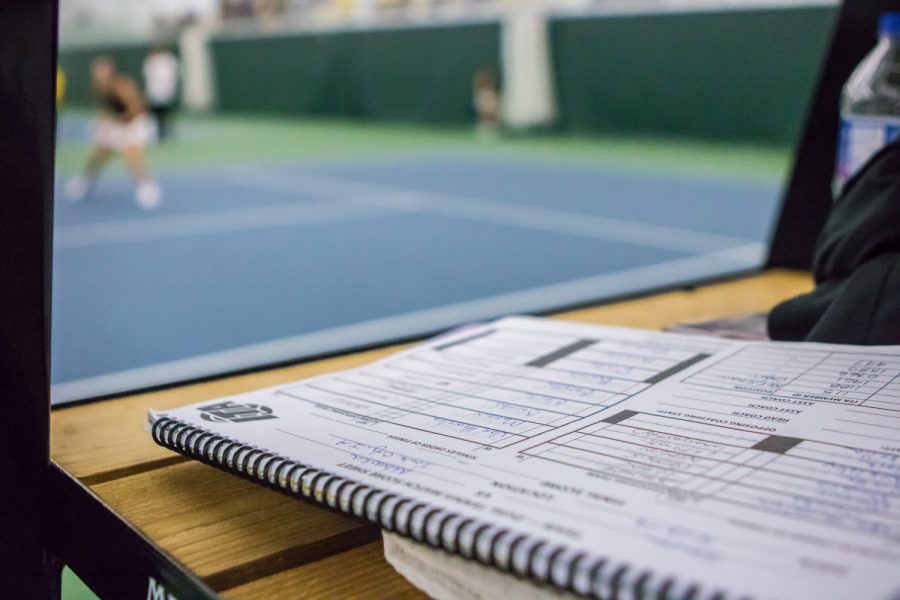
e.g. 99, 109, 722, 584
135, 181, 162, 210
64, 176, 92, 203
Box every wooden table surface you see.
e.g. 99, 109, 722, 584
50, 269, 813, 598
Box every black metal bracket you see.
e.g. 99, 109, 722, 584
0, 0, 57, 597
46, 463, 218, 599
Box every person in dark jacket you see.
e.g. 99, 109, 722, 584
769, 141, 900, 344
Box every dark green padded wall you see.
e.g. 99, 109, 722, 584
211, 23, 501, 123
58, 8, 835, 144
58, 42, 177, 106
550, 7, 836, 144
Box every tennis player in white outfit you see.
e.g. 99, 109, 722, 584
65, 56, 162, 209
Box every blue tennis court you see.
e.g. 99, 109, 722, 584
51, 113, 784, 402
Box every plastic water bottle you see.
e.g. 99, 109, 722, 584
836, 12, 900, 192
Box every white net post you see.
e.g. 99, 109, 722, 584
178, 22, 216, 114
501, 7, 558, 130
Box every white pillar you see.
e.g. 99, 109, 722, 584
178, 22, 216, 113
501, 8, 557, 130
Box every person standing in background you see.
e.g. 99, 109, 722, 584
65, 56, 161, 209
143, 45, 179, 143
472, 67, 501, 142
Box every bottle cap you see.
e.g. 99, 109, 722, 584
880, 12, 900, 37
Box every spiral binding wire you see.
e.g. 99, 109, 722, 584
150, 416, 717, 600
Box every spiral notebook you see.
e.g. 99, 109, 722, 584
148, 316, 900, 600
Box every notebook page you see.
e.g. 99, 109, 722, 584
152, 316, 900, 600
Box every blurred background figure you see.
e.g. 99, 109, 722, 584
473, 67, 500, 141
64, 56, 161, 209
221, 0, 255, 20
143, 44, 180, 143
56, 66, 66, 108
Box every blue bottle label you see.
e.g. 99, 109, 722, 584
837, 116, 900, 190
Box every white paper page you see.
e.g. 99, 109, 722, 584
151, 316, 900, 600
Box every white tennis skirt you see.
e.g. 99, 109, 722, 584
92, 114, 153, 150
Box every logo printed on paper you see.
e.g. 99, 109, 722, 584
198, 400, 277, 423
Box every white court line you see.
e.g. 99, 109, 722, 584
52, 242, 765, 404
53, 198, 399, 249
225, 167, 756, 255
